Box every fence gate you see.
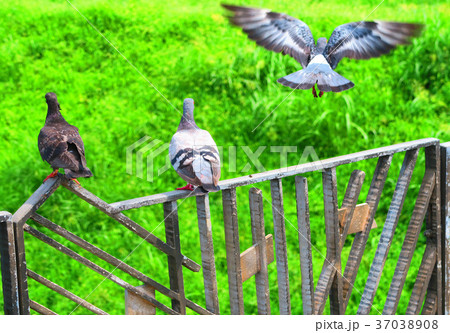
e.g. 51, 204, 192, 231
1, 138, 449, 315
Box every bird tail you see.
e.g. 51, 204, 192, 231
200, 184, 221, 193
65, 167, 93, 180
277, 69, 354, 92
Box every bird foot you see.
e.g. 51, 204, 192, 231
319, 91, 324, 98
312, 86, 318, 98
70, 179, 81, 185
43, 170, 59, 183
176, 183, 195, 191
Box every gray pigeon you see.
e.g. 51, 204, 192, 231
223, 4, 423, 97
169, 98, 221, 192
38, 92, 93, 184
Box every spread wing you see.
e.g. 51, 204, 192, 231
324, 21, 423, 69
222, 4, 315, 68
38, 124, 87, 170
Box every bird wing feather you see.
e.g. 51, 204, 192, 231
222, 4, 315, 68
324, 21, 423, 69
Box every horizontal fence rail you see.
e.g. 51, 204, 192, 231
1, 138, 449, 315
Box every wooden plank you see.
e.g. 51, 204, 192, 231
110, 139, 438, 210
441, 142, 450, 315
270, 179, 291, 315
425, 144, 442, 315
61, 180, 200, 273
0, 212, 19, 315
125, 285, 156, 315
11, 176, 60, 224
222, 188, 244, 315
358, 149, 418, 314
23, 224, 181, 315
196, 195, 220, 314
343, 155, 392, 308
295, 177, 315, 315
27, 269, 108, 315
30, 300, 57, 315
314, 262, 336, 315
13, 220, 30, 315
406, 243, 437, 315
249, 188, 271, 315
240, 235, 273, 282
338, 204, 377, 235
322, 168, 342, 315
163, 201, 186, 315
383, 170, 435, 314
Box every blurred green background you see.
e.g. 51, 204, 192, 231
0, 0, 448, 315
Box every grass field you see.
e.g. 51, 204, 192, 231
0, 0, 449, 315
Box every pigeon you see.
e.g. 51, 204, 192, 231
222, 4, 423, 97
169, 98, 221, 192
38, 92, 93, 184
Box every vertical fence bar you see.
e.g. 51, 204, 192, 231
343, 155, 392, 309
322, 168, 343, 315
196, 194, 220, 314
163, 200, 186, 314
222, 188, 244, 315
249, 188, 271, 315
383, 170, 436, 314
270, 179, 291, 315
13, 219, 30, 315
0, 212, 20, 315
440, 142, 450, 315
295, 177, 315, 315
358, 149, 418, 314
425, 144, 442, 315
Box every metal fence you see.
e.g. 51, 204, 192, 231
1, 138, 449, 315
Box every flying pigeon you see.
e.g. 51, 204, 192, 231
222, 4, 423, 97
38, 92, 93, 184
169, 98, 221, 192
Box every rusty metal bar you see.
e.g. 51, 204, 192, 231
422, 267, 438, 315
196, 195, 220, 314
61, 180, 200, 273
270, 179, 291, 315
322, 168, 342, 315
0, 211, 19, 315
358, 149, 419, 314
27, 269, 108, 315
249, 188, 271, 315
30, 300, 57, 315
222, 188, 244, 315
425, 144, 442, 315
383, 170, 436, 314
343, 155, 392, 308
23, 223, 179, 315
406, 243, 437, 315
163, 201, 186, 315
441, 142, 450, 315
295, 177, 315, 315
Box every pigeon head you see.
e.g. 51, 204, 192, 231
178, 98, 198, 130
45, 92, 61, 110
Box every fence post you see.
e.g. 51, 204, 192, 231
441, 142, 450, 315
0, 211, 20, 315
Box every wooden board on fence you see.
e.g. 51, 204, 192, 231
338, 203, 377, 234
125, 284, 156, 315
240, 234, 274, 282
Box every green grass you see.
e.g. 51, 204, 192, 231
0, 0, 449, 315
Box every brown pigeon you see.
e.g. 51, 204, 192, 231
38, 92, 93, 184
222, 4, 423, 97
169, 98, 221, 192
